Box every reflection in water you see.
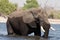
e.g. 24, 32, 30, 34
0, 23, 60, 40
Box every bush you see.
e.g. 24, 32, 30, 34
0, 0, 17, 15
22, 0, 39, 10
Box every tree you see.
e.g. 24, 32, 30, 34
0, 0, 17, 15
22, 0, 39, 10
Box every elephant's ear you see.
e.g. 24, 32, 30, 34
22, 12, 35, 23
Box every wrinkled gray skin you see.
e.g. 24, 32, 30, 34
6, 8, 50, 38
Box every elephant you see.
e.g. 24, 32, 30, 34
6, 8, 50, 38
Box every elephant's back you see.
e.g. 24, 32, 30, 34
8, 10, 25, 18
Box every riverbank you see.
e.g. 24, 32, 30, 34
0, 16, 60, 24
48, 19, 60, 24
0, 16, 8, 23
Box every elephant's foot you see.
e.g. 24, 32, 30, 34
42, 35, 48, 38
8, 32, 16, 36
42, 31, 49, 38
34, 31, 41, 36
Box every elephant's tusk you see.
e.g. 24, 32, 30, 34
50, 27, 55, 31
41, 26, 55, 32
41, 26, 45, 32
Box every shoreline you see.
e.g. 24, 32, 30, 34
0, 17, 60, 24
48, 19, 60, 24
0, 16, 8, 23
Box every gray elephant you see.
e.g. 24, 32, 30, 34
6, 8, 50, 38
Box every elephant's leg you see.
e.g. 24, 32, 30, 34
6, 20, 15, 35
42, 22, 50, 38
34, 18, 41, 36
34, 27, 41, 36
17, 18, 29, 36
26, 22, 41, 36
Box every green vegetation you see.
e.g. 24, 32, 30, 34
22, 0, 39, 10
0, 0, 17, 15
0, 0, 60, 19
48, 13, 54, 19
48, 10, 60, 19
54, 11, 60, 19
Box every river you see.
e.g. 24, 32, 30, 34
0, 23, 60, 40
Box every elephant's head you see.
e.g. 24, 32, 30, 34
22, 8, 51, 38
22, 8, 50, 24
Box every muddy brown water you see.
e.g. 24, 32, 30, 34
0, 23, 60, 40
